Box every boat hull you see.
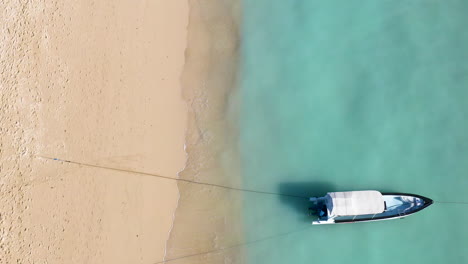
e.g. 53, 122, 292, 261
312, 192, 433, 225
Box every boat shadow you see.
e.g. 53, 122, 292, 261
277, 181, 336, 222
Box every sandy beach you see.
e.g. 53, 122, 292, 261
1, 1, 188, 263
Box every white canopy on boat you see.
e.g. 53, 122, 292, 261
325, 191, 385, 216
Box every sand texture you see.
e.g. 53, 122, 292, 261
1, 1, 188, 263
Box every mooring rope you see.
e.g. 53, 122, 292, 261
154, 225, 314, 264
37, 155, 468, 205
36, 155, 310, 200
36, 155, 314, 263
434, 201, 468, 205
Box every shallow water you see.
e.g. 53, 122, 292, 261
240, 0, 468, 263
164, 1, 244, 263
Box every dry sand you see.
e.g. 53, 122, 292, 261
1, 1, 188, 263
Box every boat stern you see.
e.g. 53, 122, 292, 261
312, 218, 335, 225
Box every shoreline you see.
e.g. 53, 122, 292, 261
163, 143, 188, 261
164, 0, 245, 263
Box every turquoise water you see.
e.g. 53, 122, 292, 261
239, 1, 468, 263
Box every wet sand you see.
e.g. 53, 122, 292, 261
1, 1, 188, 263
164, 0, 244, 263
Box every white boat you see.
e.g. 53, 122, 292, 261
309, 190, 433, 225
